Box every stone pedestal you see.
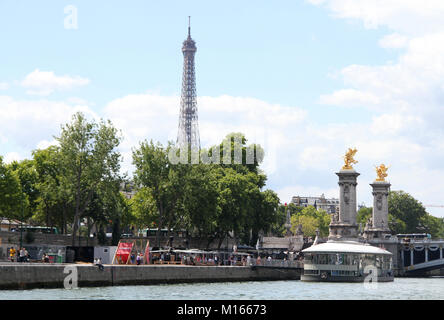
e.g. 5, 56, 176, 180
329, 169, 360, 240
364, 181, 391, 240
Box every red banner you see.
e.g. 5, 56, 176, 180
116, 242, 133, 264
144, 240, 150, 264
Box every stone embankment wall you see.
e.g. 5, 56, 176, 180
0, 264, 302, 290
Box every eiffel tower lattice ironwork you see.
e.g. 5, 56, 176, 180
176, 16, 200, 151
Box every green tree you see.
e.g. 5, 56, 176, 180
180, 164, 219, 243
388, 190, 427, 234
388, 214, 406, 235
246, 189, 280, 245
0, 156, 23, 220
357, 206, 372, 226
56, 112, 122, 245
133, 140, 188, 247
32, 146, 73, 233
290, 214, 318, 238
211, 167, 251, 247
287, 206, 330, 237
7, 159, 39, 220
419, 215, 444, 238
109, 193, 134, 245
130, 187, 158, 229
202, 132, 264, 175
133, 132, 279, 249
272, 203, 303, 236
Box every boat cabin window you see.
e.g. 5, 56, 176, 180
318, 254, 328, 264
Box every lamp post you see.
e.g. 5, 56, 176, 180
20, 193, 24, 250
78, 218, 81, 248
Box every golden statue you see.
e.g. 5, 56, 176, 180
375, 164, 389, 181
342, 148, 358, 170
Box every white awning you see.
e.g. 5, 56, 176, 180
302, 241, 392, 255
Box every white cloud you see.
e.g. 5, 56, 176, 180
21, 69, 90, 96
3, 152, 22, 164
0, 95, 97, 152
379, 33, 409, 49
36, 139, 59, 150
0, 82, 9, 90
319, 89, 380, 107
370, 113, 424, 135
307, 0, 444, 35
298, 146, 331, 169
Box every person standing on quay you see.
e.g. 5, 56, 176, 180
19, 248, 26, 262
9, 247, 16, 262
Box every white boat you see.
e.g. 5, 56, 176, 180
300, 241, 394, 282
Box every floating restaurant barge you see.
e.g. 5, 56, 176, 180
301, 241, 394, 282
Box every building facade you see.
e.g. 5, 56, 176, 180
291, 194, 339, 214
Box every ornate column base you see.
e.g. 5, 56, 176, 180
328, 223, 359, 241
363, 228, 391, 240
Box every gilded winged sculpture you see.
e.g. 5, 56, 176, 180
342, 148, 358, 170
375, 164, 389, 181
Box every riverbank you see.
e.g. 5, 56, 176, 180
0, 263, 302, 290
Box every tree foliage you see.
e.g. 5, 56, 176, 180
288, 205, 330, 238
0, 156, 23, 219
132, 133, 279, 248
357, 206, 372, 226
55, 112, 123, 245
388, 190, 428, 234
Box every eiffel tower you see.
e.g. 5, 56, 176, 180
176, 17, 200, 151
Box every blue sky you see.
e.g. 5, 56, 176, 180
0, 1, 393, 109
1, 0, 444, 217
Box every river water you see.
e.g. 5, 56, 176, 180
0, 277, 443, 300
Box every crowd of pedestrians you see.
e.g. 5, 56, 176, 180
7, 246, 31, 262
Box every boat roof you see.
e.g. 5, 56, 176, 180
302, 241, 392, 255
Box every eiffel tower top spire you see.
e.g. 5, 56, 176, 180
182, 17, 196, 52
